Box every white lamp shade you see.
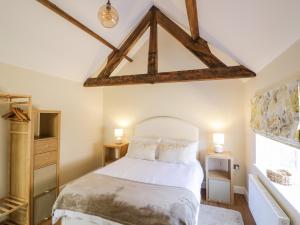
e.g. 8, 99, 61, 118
213, 133, 224, 145
114, 128, 123, 137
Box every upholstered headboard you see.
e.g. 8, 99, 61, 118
134, 116, 199, 142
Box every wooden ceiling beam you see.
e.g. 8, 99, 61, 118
156, 7, 225, 68
185, 0, 200, 40
83, 5, 256, 87
84, 66, 255, 87
148, 8, 158, 74
36, 0, 133, 62
97, 7, 153, 78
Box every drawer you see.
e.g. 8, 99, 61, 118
34, 151, 57, 170
34, 189, 57, 225
34, 138, 57, 155
34, 165, 57, 197
208, 179, 230, 204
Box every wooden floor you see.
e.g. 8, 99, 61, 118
201, 189, 256, 225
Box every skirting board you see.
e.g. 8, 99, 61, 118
234, 186, 248, 199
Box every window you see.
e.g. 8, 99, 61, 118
256, 134, 300, 186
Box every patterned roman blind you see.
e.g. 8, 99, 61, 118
251, 81, 300, 148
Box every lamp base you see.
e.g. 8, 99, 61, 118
214, 145, 224, 153
115, 137, 123, 145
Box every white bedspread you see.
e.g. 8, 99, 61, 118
53, 157, 203, 225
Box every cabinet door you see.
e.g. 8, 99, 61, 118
34, 164, 57, 197
208, 179, 230, 204
34, 189, 57, 225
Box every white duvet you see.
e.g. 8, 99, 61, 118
53, 157, 204, 225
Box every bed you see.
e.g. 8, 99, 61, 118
53, 116, 204, 225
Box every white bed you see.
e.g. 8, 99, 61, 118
54, 116, 203, 225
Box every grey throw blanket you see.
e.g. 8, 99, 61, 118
53, 173, 199, 225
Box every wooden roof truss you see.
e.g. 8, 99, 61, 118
85, 4, 255, 87
37, 0, 255, 87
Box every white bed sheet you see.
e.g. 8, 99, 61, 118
54, 157, 203, 225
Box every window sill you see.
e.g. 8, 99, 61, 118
254, 164, 300, 215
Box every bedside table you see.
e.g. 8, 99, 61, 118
103, 143, 129, 166
205, 151, 234, 205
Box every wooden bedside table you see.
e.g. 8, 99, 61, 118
205, 151, 234, 205
103, 143, 129, 166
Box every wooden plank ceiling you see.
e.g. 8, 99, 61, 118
38, 0, 256, 87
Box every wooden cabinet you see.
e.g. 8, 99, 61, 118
32, 110, 61, 225
103, 143, 128, 166
205, 151, 234, 205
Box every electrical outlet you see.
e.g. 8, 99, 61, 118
233, 164, 240, 170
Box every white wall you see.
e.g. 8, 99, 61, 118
245, 39, 300, 225
103, 28, 247, 187
0, 63, 103, 199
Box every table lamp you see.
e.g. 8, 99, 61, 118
213, 133, 224, 153
114, 128, 123, 144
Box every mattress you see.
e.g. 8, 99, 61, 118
54, 157, 203, 225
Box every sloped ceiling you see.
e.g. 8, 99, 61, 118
114, 26, 238, 76
0, 0, 300, 82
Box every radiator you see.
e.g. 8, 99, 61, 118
248, 174, 290, 225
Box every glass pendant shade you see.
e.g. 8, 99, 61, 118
98, 1, 119, 28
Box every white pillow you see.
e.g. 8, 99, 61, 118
157, 138, 198, 164
126, 137, 160, 161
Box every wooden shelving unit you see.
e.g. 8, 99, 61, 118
0, 196, 28, 225
0, 196, 27, 218
0, 220, 20, 225
0, 93, 32, 225
32, 110, 61, 225
208, 170, 230, 181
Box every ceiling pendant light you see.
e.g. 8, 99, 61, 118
98, 0, 119, 28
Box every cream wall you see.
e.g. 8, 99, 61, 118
244, 39, 300, 225
245, 39, 300, 175
103, 28, 247, 187
117, 27, 237, 76
0, 63, 103, 199
103, 80, 247, 187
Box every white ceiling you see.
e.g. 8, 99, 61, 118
0, 0, 300, 82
